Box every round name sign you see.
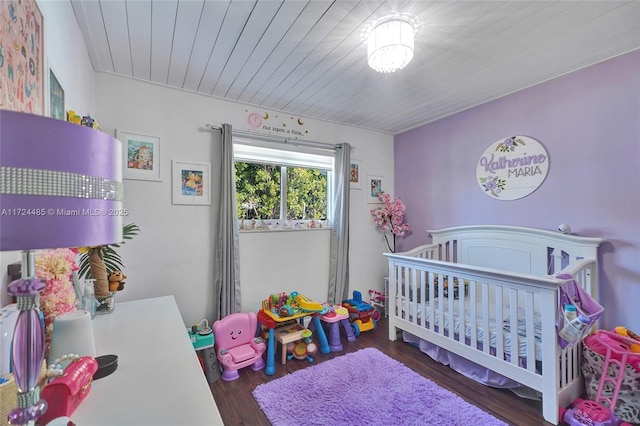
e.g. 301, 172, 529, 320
476, 136, 549, 200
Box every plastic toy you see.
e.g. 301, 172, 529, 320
213, 312, 266, 381
286, 329, 318, 363
188, 319, 214, 351
263, 291, 327, 319
295, 293, 327, 313
560, 399, 631, 426
368, 289, 385, 321
613, 326, 640, 353
342, 290, 377, 336
560, 330, 635, 426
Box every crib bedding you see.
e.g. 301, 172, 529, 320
398, 295, 543, 360
403, 331, 533, 389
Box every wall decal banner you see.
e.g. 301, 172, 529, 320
245, 109, 311, 138
476, 136, 549, 200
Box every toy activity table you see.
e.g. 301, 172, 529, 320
258, 308, 330, 375
312, 306, 355, 352
274, 323, 309, 364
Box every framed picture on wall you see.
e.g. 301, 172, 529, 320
0, 0, 44, 114
350, 159, 362, 189
118, 130, 162, 181
49, 68, 65, 120
367, 174, 384, 203
172, 161, 211, 205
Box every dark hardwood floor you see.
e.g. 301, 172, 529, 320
209, 317, 550, 425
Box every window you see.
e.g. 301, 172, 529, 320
234, 141, 334, 229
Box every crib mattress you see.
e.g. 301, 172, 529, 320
398, 295, 542, 360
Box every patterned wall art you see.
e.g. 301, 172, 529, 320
117, 130, 162, 181
0, 0, 44, 114
350, 159, 362, 189
172, 161, 211, 205
367, 174, 384, 204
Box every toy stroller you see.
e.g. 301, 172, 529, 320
560, 330, 636, 426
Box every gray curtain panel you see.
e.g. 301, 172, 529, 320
215, 123, 241, 319
327, 143, 351, 304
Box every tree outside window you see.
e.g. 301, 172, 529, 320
235, 162, 327, 222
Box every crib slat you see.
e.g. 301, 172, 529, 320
437, 274, 444, 335
447, 276, 455, 340
550, 248, 563, 275
411, 267, 417, 327
457, 280, 465, 343
479, 283, 488, 353
509, 289, 519, 366
427, 272, 435, 331
420, 270, 426, 328
469, 281, 478, 349
495, 288, 504, 360
525, 291, 535, 373
403, 266, 410, 324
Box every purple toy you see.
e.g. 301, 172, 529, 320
561, 399, 630, 426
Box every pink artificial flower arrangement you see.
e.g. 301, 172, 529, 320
370, 192, 411, 252
35, 248, 79, 352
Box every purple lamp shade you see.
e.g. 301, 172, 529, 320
0, 110, 124, 250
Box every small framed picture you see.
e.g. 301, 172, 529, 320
49, 68, 65, 120
349, 159, 362, 190
367, 174, 384, 203
172, 161, 211, 205
118, 130, 161, 181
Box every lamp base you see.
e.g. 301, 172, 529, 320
7, 388, 47, 424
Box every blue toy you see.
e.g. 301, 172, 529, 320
342, 290, 377, 336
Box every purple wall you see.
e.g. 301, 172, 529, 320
394, 50, 640, 331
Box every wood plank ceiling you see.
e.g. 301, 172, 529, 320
71, 0, 640, 135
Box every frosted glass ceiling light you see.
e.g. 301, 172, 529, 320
367, 17, 415, 73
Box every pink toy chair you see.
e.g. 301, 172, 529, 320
213, 312, 266, 381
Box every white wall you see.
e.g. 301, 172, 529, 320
38, 0, 96, 116
1, 0, 96, 305
239, 230, 330, 312
94, 74, 394, 326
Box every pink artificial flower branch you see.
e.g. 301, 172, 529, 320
370, 192, 411, 253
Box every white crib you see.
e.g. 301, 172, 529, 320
384, 225, 603, 425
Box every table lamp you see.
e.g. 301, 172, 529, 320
0, 110, 123, 424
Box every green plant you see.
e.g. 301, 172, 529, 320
77, 223, 140, 298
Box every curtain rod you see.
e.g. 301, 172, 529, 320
205, 123, 339, 151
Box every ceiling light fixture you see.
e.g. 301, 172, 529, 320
367, 17, 415, 73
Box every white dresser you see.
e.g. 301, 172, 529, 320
72, 296, 223, 425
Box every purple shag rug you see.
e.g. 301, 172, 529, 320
253, 348, 508, 426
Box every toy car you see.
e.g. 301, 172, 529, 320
342, 290, 377, 336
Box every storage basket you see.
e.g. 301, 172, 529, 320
582, 334, 640, 424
